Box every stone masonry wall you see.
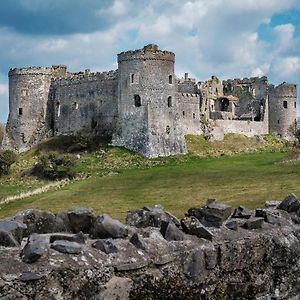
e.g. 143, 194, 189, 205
1, 193, 300, 299
52, 71, 118, 137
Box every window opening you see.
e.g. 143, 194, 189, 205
283, 101, 287, 109
169, 75, 173, 84
18, 108, 23, 116
134, 95, 141, 107
167, 96, 172, 107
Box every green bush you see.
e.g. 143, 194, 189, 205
33, 152, 77, 180
0, 123, 4, 144
0, 150, 18, 176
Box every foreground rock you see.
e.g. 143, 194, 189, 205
2, 193, 300, 299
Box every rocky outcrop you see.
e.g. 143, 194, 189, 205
1, 194, 300, 299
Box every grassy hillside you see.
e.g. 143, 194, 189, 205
0, 134, 298, 220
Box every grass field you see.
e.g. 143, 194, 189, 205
0, 145, 299, 221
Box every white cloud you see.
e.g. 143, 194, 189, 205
273, 56, 300, 77
251, 64, 270, 77
0, 84, 8, 96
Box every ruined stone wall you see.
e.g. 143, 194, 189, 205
52, 71, 118, 137
223, 76, 268, 120
269, 83, 297, 140
176, 92, 202, 135
214, 119, 269, 137
112, 44, 187, 157
2, 67, 58, 152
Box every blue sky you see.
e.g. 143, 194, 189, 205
0, 0, 300, 122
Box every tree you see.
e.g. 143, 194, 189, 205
0, 150, 18, 176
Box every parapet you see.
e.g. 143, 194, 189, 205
223, 76, 268, 85
8, 66, 54, 76
51, 69, 118, 86
118, 44, 175, 63
269, 82, 297, 98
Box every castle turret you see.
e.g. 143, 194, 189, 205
2, 66, 65, 151
269, 83, 297, 140
112, 44, 187, 157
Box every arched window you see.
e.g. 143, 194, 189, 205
182, 111, 185, 116
134, 95, 141, 107
169, 75, 173, 84
167, 96, 172, 107
131, 74, 135, 83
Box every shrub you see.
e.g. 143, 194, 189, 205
0, 150, 18, 176
33, 152, 77, 180
0, 123, 5, 144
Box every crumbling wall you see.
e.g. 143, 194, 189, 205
52, 71, 118, 137
176, 92, 202, 135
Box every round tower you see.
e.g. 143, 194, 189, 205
4, 67, 54, 151
112, 44, 187, 157
269, 83, 297, 140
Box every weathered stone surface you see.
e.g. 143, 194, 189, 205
183, 250, 205, 278
21, 233, 49, 263
14, 209, 57, 236
265, 200, 281, 208
255, 209, 283, 225
2, 201, 300, 299
55, 211, 73, 232
187, 199, 232, 228
277, 193, 300, 213
160, 221, 186, 241
90, 214, 128, 239
51, 240, 82, 254
0, 230, 19, 247
181, 216, 213, 241
126, 205, 180, 228
49, 232, 85, 244
99, 276, 133, 300
67, 208, 95, 233
232, 206, 252, 219
225, 220, 238, 231
0, 220, 27, 244
19, 272, 44, 282
92, 239, 118, 254
130, 233, 146, 250
242, 217, 264, 229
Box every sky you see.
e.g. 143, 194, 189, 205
0, 0, 300, 122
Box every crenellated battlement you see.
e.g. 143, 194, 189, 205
223, 76, 268, 85
9, 66, 54, 76
51, 70, 118, 86
269, 82, 297, 98
118, 44, 175, 63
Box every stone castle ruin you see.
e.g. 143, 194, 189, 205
1, 44, 297, 157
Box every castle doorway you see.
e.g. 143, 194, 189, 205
220, 98, 229, 111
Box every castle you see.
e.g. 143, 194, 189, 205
1, 44, 297, 157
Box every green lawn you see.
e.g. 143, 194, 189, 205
1, 151, 299, 221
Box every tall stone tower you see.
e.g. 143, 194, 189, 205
112, 44, 187, 158
2, 66, 66, 151
269, 83, 297, 140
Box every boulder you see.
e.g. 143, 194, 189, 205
160, 221, 186, 241
277, 193, 300, 213
130, 233, 146, 250
0, 220, 27, 246
21, 233, 49, 263
183, 250, 205, 278
55, 211, 73, 232
181, 216, 213, 241
0, 230, 20, 247
265, 200, 281, 209
19, 272, 44, 282
51, 240, 83, 254
92, 239, 118, 254
14, 209, 57, 236
242, 217, 264, 230
255, 209, 282, 225
49, 232, 85, 244
67, 208, 95, 233
187, 199, 232, 228
90, 214, 128, 239
232, 206, 252, 219
225, 220, 238, 231
126, 205, 180, 228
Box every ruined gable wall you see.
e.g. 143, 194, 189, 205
176, 92, 202, 135
223, 77, 268, 120
52, 71, 118, 137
